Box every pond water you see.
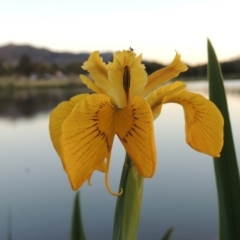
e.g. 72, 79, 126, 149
0, 81, 239, 240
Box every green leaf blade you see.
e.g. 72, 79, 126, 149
207, 39, 240, 240
160, 227, 174, 240
71, 191, 87, 240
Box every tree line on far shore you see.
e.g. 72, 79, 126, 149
0, 54, 88, 79
0, 54, 240, 80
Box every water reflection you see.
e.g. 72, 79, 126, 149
0, 81, 239, 240
0, 80, 240, 119
0, 88, 90, 119
186, 80, 240, 96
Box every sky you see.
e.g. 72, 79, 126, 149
1, 0, 239, 65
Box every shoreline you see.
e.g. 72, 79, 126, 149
0, 77, 85, 89
0, 76, 240, 90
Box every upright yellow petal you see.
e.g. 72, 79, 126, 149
49, 94, 88, 167
128, 54, 148, 102
161, 91, 223, 157
80, 74, 107, 94
115, 96, 156, 177
107, 51, 147, 107
143, 53, 188, 96
60, 94, 116, 190
82, 51, 113, 94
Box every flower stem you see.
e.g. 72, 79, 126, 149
112, 153, 143, 240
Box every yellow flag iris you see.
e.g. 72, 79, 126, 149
49, 50, 224, 195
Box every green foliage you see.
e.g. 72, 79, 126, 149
0, 45, 240, 79
71, 191, 86, 240
207, 39, 240, 240
0, 60, 11, 75
160, 227, 174, 240
220, 60, 240, 76
180, 60, 240, 80
16, 54, 33, 76
33, 62, 51, 78
181, 64, 207, 79
143, 61, 164, 75
64, 62, 87, 75
113, 154, 143, 240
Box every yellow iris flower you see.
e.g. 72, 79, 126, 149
49, 50, 223, 196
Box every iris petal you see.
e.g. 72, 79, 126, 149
50, 49, 224, 196
107, 51, 148, 108
160, 90, 223, 157
60, 94, 116, 190
80, 74, 107, 94
49, 94, 88, 169
82, 51, 113, 94
115, 96, 156, 177
143, 53, 188, 96
147, 81, 186, 119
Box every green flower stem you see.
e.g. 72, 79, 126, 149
208, 39, 240, 240
113, 153, 143, 240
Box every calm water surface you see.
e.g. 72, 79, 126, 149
0, 81, 239, 240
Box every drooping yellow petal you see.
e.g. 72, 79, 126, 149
80, 74, 107, 94
95, 161, 107, 172
143, 53, 188, 96
161, 90, 224, 157
114, 96, 156, 177
49, 94, 88, 168
60, 94, 116, 190
81, 51, 113, 94
107, 51, 148, 108
147, 81, 186, 119
87, 161, 107, 187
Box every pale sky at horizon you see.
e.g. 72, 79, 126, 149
1, 0, 239, 65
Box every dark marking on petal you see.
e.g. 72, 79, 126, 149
123, 66, 130, 94
126, 131, 133, 137
133, 123, 147, 133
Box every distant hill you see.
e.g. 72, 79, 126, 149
0, 43, 239, 79
0, 44, 113, 66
